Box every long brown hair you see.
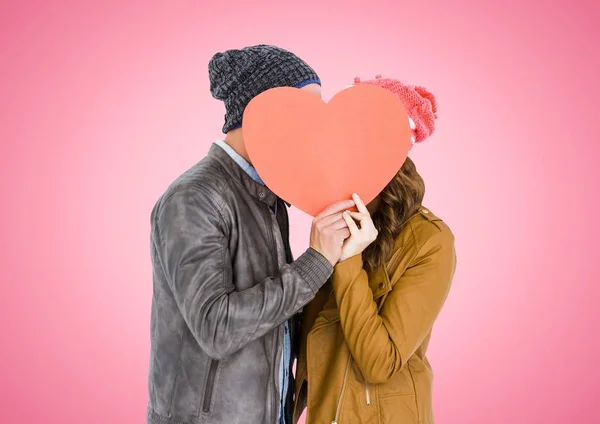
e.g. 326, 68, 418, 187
363, 156, 425, 272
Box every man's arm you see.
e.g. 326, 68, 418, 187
153, 186, 334, 360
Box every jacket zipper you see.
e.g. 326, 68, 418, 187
331, 278, 389, 422
262, 206, 278, 268
278, 199, 293, 263
363, 292, 388, 407
331, 358, 371, 424
332, 354, 352, 424
202, 359, 219, 413
264, 203, 285, 423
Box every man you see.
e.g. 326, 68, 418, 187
147, 45, 353, 424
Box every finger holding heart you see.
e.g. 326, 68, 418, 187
339, 193, 378, 262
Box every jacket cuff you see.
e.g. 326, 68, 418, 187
291, 248, 334, 294
332, 254, 364, 288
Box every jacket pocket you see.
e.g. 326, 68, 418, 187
202, 359, 219, 413
377, 367, 417, 397
379, 394, 419, 424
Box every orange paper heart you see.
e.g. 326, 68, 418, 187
242, 84, 412, 217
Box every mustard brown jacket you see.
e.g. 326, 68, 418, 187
294, 207, 456, 424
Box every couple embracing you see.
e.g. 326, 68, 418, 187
147, 44, 456, 424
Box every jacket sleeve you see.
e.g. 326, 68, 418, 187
331, 228, 456, 384
153, 186, 333, 360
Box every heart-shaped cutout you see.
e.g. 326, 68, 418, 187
243, 84, 412, 216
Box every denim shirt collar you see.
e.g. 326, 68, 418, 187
214, 140, 265, 186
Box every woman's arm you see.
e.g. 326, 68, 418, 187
331, 228, 456, 384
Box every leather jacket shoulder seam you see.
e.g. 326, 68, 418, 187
155, 184, 228, 243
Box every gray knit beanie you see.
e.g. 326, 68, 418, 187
209, 44, 321, 134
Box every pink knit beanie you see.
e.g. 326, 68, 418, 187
353, 75, 438, 144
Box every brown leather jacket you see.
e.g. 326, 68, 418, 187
294, 207, 456, 424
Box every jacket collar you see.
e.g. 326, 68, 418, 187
208, 143, 278, 208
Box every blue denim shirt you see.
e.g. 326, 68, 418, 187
215, 140, 291, 424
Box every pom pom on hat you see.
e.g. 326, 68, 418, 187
353, 75, 438, 143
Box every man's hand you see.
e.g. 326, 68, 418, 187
339, 193, 378, 262
310, 199, 355, 266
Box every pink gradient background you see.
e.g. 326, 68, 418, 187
1, 1, 599, 423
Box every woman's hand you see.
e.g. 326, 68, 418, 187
339, 193, 378, 262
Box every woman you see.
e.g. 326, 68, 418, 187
293, 76, 456, 424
